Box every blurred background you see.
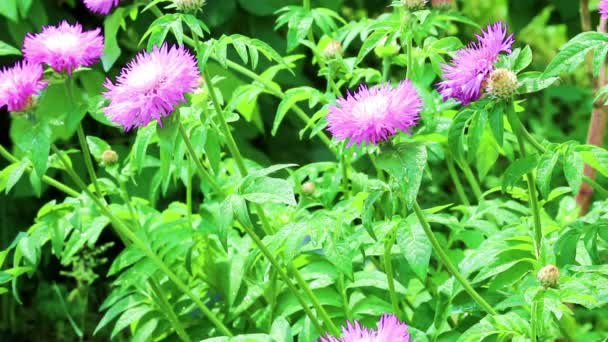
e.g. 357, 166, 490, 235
0, 0, 605, 339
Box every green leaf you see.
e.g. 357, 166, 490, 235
377, 142, 427, 207
0, 159, 29, 194
518, 72, 559, 94
502, 155, 538, 192
102, 8, 126, 71
536, 151, 559, 198
0, 40, 20, 56
270, 316, 293, 342
476, 129, 499, 180
543, 31, 608, 77
130, 123, 155, 172
156, 116, 179, 193
398, 215, 431, 280
242, 177, 296, 205
488, 103, 505, 146
512, 45, 533, 72
577, 144, 608, 177
447, 109, 474, 164
563, 150, 584, 194
272, 87, 319, 136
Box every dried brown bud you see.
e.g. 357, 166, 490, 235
323, 40, 343, 59
101, 149, 119, 165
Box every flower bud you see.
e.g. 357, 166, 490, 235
431, 0, 454, 9
537, 265, 559, 288
101, 149, 119, 165
323, 40, 343, 59
402, 0, 428, 10
485, 68, 518, 100
302, 181, 316, 196
374, 36, 400, 58
172, 0, 206, 12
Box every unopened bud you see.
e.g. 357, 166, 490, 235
374, 36, 400, 58
431, 0, 453, 9
302, 181, 316, 196
102, 149, 119, 165
323, 40, 343, 59
537, 265, 559, 288
402, 0, 428, 10
172, 0, 206, 12
486, 68, 518, 100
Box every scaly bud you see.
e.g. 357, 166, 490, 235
323, 40, 343, 59
537, 265, 559, 288
401, 0, 428, 10
172, 0, 206, 12
302, 181, 316, 196
485, 68, 518, 100
101, 149, 119, 165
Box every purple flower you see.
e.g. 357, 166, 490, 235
23, 21, 104, 74
83, 0, 120, 15
437, 22, 514, 105
319, 315, 411, 342
0, 61, 47, 112
103, 44, 201, 130
327, 81, 422, 146
601, 0, 608, 19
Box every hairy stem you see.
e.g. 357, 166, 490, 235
412, 201, 497, 315
506, 104, 543, 261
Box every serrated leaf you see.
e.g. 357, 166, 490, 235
377, 142, 427, 207
242, 177, 296, 205
536, 151, 559, 198
543, 31, 608, 77
564, 150, 584, 194
502, 155, 538, 192
398, 215, 431, 280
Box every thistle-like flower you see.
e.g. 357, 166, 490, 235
103, 44, 201, 130
23, 21, 104, 74
327, 81, 422, 146
601, 0, 608, 19
83, 0, 120, 15
319, 315, 411, 342
537, 265, 559, 288
0, 61, 47, 112
437, 22, 514, 105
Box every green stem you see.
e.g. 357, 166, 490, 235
382, 57, 391, 82
406, 35, 413, 80
149, 279, 192, 342
338, 273, 352, 321
506, 104, 543, 261
177, 121, 222, 194
51, 145, 233, 337
459, 162, 483, 201
0, 145, 80, 197
446, 153, 470, 206
412, 201, 497, 315
384, 226, 402, 318
519, 122, 608, 198
65, 77, 102, 198
289, 262, 341, 336
239, 223, 332, 335
340, 142, 350, 198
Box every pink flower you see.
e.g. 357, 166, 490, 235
600, 0, 608, 19
0, 61, 47, 112
83, 0, 120, 15
319, 315, 411, 342
23, 21, 104, 74
327, 81, 422, 146
103, 44, 201, 130
437, 22, 513, 105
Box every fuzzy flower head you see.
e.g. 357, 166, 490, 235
601, 0, 608, 19
327, 81, 422, 146
437, 22, 514, 105
83, 0, 120, 15
319, 315, 411, 342
103, 44, 201, 130
23, 21, 104, 74
0, 61, 47, 112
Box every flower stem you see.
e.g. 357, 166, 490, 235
177, 121, 222, 194
412, 201, 497, 315
384, 225, 403, 319
0, 145, 80, 197
65, 77, 102, 198
240, 222, 337, 335
446, 153, 470, 206
506, 103, 543, 261
201, 68, 340, 334
51, 145, 233, 337
459, 161, 483, 201
149, 279, 192, 342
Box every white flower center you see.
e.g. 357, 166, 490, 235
351, 94, 388, 120
126, 61, 164, 92
44, 32, 80, 53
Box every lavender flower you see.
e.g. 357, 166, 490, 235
0, 61, 47, 112
601, 0, 608, 19
83, 0, 120, 15
103, 44, 200, 130
437, 22, 514, 105
23, 21, 104, 74
327, 81, 422, 146
319, 315, 411, 342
